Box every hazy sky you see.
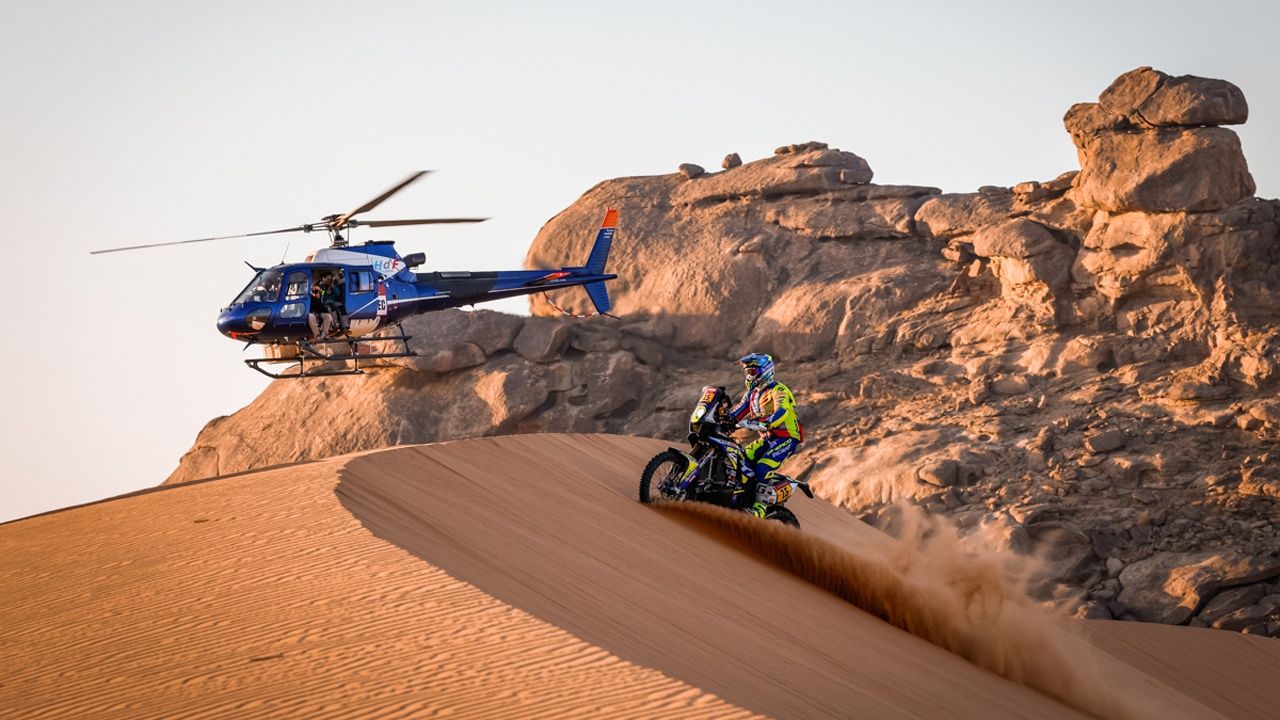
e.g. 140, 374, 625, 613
2, 1, 1277, 522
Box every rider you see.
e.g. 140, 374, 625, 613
728, 353, 804, 517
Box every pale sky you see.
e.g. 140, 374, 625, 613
2, 0, 1277, 522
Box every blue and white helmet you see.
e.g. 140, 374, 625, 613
739, 352, 776, 389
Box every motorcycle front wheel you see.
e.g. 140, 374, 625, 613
765, 506, 801, 529
639, 450, 688, 504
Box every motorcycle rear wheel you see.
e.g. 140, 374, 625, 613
639, 450, 688, 504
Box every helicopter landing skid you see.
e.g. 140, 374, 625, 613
244, 323, 417, 379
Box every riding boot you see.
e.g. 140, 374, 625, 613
743, 480, 776, 518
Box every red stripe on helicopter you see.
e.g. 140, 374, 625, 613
529, 271, 572, 286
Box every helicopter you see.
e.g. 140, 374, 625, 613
91, 172, 618, 379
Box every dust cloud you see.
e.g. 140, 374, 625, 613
656, 501, 1136, 720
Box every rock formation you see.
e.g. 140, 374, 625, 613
171, 67, 1280, 635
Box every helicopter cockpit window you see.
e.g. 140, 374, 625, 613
231, 269, 282, 304
284, 271, 310, 301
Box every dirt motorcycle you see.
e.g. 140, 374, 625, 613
638, 385, 813, 528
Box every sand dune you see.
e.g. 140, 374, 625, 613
3, 434, 1279, 719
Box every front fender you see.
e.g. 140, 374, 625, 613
668, 448, 700, 486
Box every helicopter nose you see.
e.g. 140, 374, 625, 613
217, 309, 244, 339
217, 307, 270, 339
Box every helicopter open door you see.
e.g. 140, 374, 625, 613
344, 269, 385, 337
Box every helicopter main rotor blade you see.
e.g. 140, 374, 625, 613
358, 217, 489, 228
333, 170, 431, 228
89, 225, 314, 255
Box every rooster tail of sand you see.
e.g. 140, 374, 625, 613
655, 502, 1136, 720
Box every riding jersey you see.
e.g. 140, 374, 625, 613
728, 380, 804, 442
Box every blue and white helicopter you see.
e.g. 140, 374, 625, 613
92, 172, 617, 378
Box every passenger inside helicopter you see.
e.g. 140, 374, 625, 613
232, 269, 283, 304
308, 281, 332, 339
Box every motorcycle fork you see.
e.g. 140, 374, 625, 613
676, 451, 712, 491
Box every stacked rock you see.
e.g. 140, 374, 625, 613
1065, 67, 1255, 213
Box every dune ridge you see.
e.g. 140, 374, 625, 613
6, 434, 1280, 718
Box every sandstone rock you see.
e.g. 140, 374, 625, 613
1075, 601, 1113, 620
1212, 594, 1280, 632
1106, 556, 1125, 578
917, 459, 960, 487
1063, 102, 1126, 143
990, 375, 1030, 396
678, 163, 705, 179
1098, 67, 1167, 120
474, 362, 552, 431
400, 308, 522, 358
466, 311, 524, 355
763, 196, 919, 240
1142, 74, 1248, 127
1238, 465, 1280, 501
422, 343, 487, 373
1073, 127, 1255, 212
1118, 551, 1280, 624
1104, 456, 1153, 488
722, 153, 742, 169
1197, 583, 1268, 626
1085, 429, 1127, 454
1237, 415, 1264, 432
1094, 67, 1248, 129
514, 318, 571, 363
915, 192, 1014, 239
1073, 201, 1280, 318
1248, 400, 1280, 425
839, 184, 941, 201
983, 512, 1033, 555
1166, 382, 1231, 402
941, 241, 972, 264
970, 218, 1060, 260
569, 322, 621, 353
1025, 521, 1097, 586
672, 148, 871, 205
1042, 171, 1079, 194
774, 141, 829, 155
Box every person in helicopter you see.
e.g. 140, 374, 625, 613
308, 280, 333, 339
323, 270, 347, 335
728, 353, 804, 518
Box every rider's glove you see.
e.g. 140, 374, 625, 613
738, 420, 767, 432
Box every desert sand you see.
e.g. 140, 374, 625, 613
4, 434, 1280, 719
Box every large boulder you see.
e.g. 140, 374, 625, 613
969, 218, 1073, 324
1072, 199, 1280, 324
514, 317, 572, 363
1098, 67, 1248, 129
1117, 551, 1280, 624
1066, 68, 1248, 141
1067, 67, 1256, 214
915, 192, 1015, 239
1141, 74, 1249, 127
1072, 127, 1255, 212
